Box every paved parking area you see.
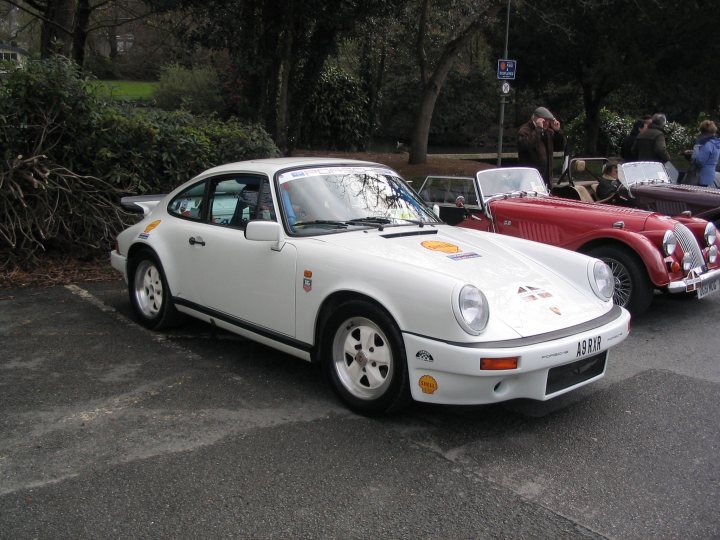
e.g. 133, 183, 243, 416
1, 281, 719, 539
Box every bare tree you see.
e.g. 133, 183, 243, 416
3, 0, 157, 65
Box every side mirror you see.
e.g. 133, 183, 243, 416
245, 220, 285, 251
433, 204, 441, 219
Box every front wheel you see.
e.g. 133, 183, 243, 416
322, 300, 411, 415
588, 245, 654, 315
127, 250, 184, 329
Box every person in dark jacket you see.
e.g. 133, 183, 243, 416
631, 113, 671, 163
620, 115, 651, 161
517, 106, 565, 189
596, 160, 621, 200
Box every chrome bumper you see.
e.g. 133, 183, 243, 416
666, 267, 720, 294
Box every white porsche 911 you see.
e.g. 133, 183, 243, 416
111, 157, 630, 415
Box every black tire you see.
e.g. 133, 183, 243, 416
321, 300, 411, 415
588, 245, 654, 315
127, 249, 184, 330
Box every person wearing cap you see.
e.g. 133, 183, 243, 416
517, 106, 565, 189
631, 113, 670, 163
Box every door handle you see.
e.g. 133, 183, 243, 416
188, 236, 206, 246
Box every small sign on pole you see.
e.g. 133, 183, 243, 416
501, 82, 511, 94
497, 59, 516, 80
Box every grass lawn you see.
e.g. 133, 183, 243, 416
96, 80, 158, 101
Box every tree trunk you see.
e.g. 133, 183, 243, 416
409, 2, 504, 164
581, 81, 610, 156
39, 0, 75, 58
276, 25, 294, 155
71, 0, 90, 66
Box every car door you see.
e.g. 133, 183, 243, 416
167, 173, 297, 337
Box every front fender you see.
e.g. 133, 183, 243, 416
574, 229, 670, 286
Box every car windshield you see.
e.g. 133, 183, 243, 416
277, 166, 440, 236
618, 162, 672, 188
476, 168, 549, 201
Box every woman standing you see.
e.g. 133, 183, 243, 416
690, 120, 720, 187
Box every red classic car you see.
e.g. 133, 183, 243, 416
419, 167, 720, 315
555, 158, 720, 225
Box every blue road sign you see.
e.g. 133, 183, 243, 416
497, 59, 516, 80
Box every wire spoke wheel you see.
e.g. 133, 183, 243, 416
606, 258, 632, 307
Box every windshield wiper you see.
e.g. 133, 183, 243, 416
293, 220, 348, 228
392, 217, 428, 226
345, 217, 391, 229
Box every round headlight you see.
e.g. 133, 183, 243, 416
662, 230, 677, 257
590, 260, 615, 301
704, 222, 716, 247
709, 245, 718, 264
453, 284, 489, 335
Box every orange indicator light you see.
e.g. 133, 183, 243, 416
480, 357, 519, 370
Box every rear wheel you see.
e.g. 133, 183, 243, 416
322, 300, 411, 415
127, 250, 184, 329
588, 245, 653, 315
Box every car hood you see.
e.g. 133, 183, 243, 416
311, 225, 610, 336
491, 195, 656, 230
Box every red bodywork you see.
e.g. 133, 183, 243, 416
443, 194, 719, 288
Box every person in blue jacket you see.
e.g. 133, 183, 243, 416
690, 120, 720, 187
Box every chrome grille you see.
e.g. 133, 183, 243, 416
674, 223, 703, 270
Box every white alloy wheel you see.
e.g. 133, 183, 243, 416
133, 259, 164, 319
332, 316, 394, 400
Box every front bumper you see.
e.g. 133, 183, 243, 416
110, 250, 128, 283
404, 305, 631, 405
666, 266, 720, 295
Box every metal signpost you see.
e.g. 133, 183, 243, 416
496, 0, 513, 167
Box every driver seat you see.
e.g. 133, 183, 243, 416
574, 185, 595, 203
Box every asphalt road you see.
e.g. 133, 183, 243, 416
1, 280, 719, 539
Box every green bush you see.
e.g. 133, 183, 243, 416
154, 63, 226, 116
0, 57, 107, 168
300, 66, 369, 151
565, 108, 695, 160
93, 107, 280, 193
564, 108, 632, 157
1, 57, 280, 265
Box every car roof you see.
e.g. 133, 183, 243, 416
198, 157, 388, 178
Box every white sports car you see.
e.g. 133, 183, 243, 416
110, 158, 631, 414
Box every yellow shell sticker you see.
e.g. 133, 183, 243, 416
419, 375, 438, 395
143, 220, 161, 234
421, 240, 460, 254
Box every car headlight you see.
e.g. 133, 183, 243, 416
589, 260, 614, 301
662, 230, 677, 257
708, 245, 718, 264
704, 222, 716, 247
453, 284, 489, 335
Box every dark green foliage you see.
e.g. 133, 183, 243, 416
1, 58, 280, 193
0, 58, 280, 266
300, 67, 369, 151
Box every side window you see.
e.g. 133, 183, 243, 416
208, 174, 276, 228
167, 181, 207, 220
420, 177, 478, 206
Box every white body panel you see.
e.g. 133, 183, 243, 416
111, 157, 630, 406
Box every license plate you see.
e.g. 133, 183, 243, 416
698, 275, 720, 299
575, 335, 603, 358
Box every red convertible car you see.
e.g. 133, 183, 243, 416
556, 158, 720, 226
419, 167, 720, 315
